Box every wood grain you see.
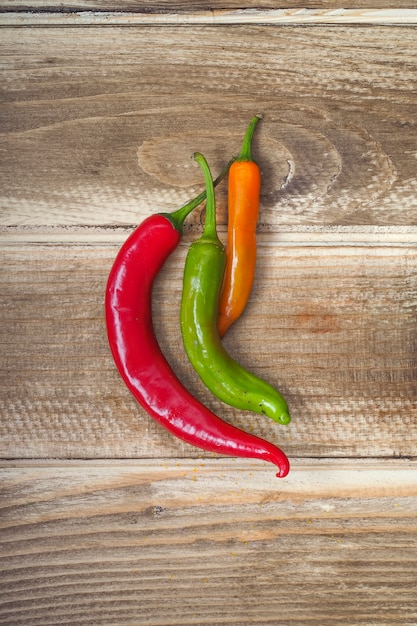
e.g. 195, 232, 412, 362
1, 242, 415, 460
1, 459, 416, 626
2, 1, 417, 11
2, 9, 417, 25
1, 26, 417, 228
0, 9, 417, 626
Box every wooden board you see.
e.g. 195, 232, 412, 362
1, 2, 416, 11
1, 242, 416, 459
1, 27, 417, 228
1, 459, 416, 626
1, 9, 417, 26
0, 9, 416, 626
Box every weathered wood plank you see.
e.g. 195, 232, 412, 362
1, 9, 417, 25
2, 1, 417, 11
0, 11, 415, 626
1, 26, 416, 228
1, 242, 415, 460
2, 224, 417, 246
0, 459, 416, 626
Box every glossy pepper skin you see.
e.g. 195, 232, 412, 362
180, 153, 291, 425
218, 115, 263, 337
105, 172, 290, 478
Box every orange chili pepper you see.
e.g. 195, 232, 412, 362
218, 115, 262, 337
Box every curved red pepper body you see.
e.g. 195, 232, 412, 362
105, 213, 290, 478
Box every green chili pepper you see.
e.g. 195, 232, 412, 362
180, 152, 291, 425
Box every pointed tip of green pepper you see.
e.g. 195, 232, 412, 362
260, 400, 291, 425
278, 412, 291, 425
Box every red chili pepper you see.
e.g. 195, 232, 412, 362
105, 183, 290, 478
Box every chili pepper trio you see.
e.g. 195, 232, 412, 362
105, 116, 291, 478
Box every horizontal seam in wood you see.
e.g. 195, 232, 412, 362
0, 9, 417, 27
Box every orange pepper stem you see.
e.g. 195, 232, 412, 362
237, 114, 262, 162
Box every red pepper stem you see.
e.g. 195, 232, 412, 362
237, 114, 262, 162
166, 157, 234, 233
193, 152, 218, 242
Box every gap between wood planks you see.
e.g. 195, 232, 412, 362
1, 225, 416, 246
1, 457, 416, 486
1, 457, 415, 468
0, 9, 416, 26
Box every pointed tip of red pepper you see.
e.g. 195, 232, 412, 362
276, 458, 290, 478
276, 468, 289, 479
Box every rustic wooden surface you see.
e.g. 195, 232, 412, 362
0, 5, 416, 625
1, 242, 416, 460
1, 459, 416, 626
2, 1, 417, 10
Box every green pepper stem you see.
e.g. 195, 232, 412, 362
193, 152, 218, 241
237, 114, 262, 162
167, 157, 234, 233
